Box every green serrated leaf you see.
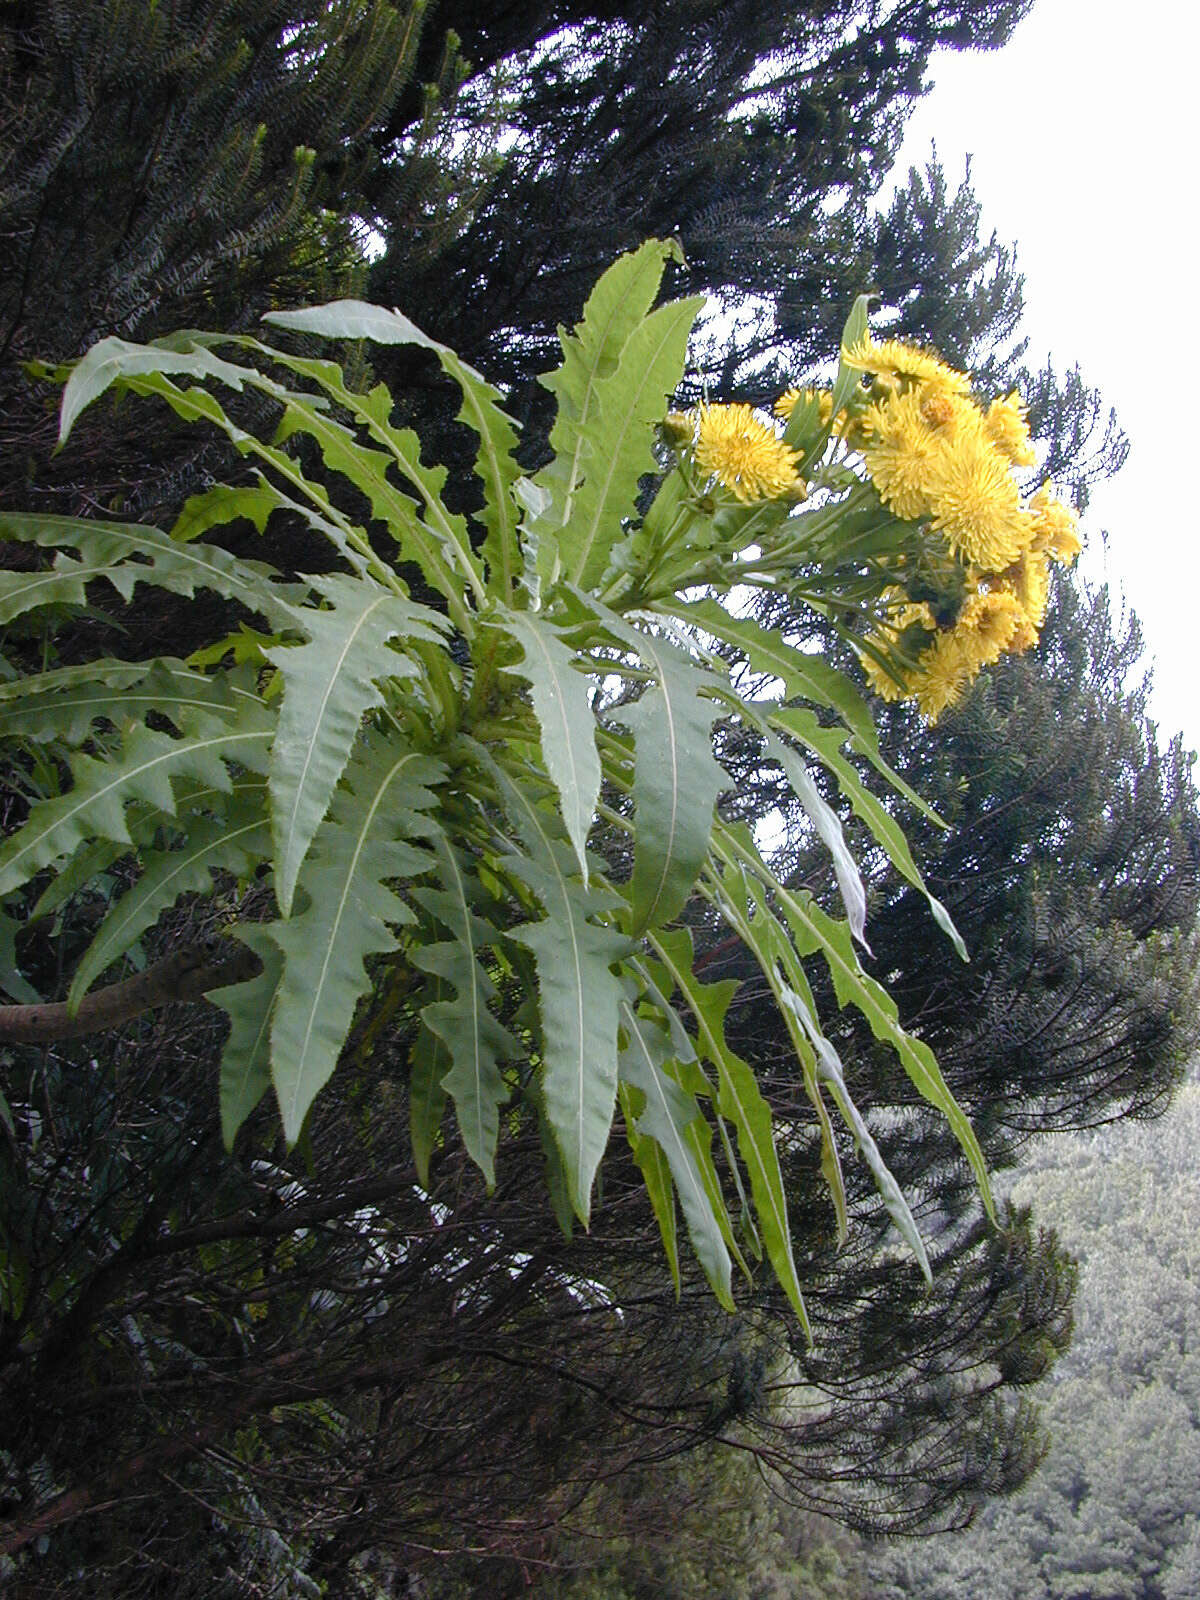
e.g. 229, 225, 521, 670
0, 660, 263, 745
409, 1014, 450, 1190
775, 881, 993, 1222
497, 610, 600, 883
67, 782, 270, 1007
211, 925, 284, 1149
58, 335, 257, 442
619, 1002, 735, 1308
266, 573, 445, 917
0, 512, 300, 627
231, 336, 484, 616
264, 303, 524, 604
494, 767, 627, 1223
778, 980, 931, 1281
606, 619, 728, 934
772, 707, 967, 960
0, 909, 39, 1003
538, 241, 685, 545
677, 598, 877, 744
0, 700, 274, 899
619, 1080, 681, 1295
765, 730, 868, 947
830, 293, 872, 417
269, 740, 442, 1144
559, 297, 703, 590
411, 837, 518, 1187
649, 926, 810, 1334
170, 480, 284, 543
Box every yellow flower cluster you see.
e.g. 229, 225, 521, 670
687, 402, 804, 503
839, 335, 1081, 721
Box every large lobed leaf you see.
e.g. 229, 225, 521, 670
266, 573, 445, 917
0, 511, 300, 627
263, 303, 524, 604
268, 738, 444, 1144
495, 767, 629, 1223
496, 610, 601, 885
0, 689, 275, 899
410, 838, 519, 1188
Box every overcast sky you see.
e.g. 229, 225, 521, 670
892, 0, 1198, 751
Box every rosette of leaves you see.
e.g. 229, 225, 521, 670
0, 241, 991, 1331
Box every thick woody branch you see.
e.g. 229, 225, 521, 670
0, 939, 263, 1045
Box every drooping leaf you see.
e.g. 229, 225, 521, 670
618, 1001, 735, 1308
67, 781, 270, 1007
269, 740, 442, 1144
497, 610, 601, 883
211, 925, 284, 1150
776, 882, 994, 1221
0, 698, 275, 898
766, 731, 869, 947
494, 767, 628, 1223
677, 598, 878, 742
231, 337, 486, 617
57, 335, 261, 443
576, 597, 729, 933
649, 926, 810, 1335
409, 1012, 450, 1190
0, 660, 264, 745
0, 512, 300, 627
266, 572, 445, 916
678, 596, 950, 831
777, 981, 931, 1281
410, 837, 518, 1187
618, 1080, 681, 1294
263, 304, 525, 604
772, 707, 967, 960
708, 855, 848, 1249
0, 910, 39, 1004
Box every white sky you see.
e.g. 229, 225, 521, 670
892, 0, 1199, 752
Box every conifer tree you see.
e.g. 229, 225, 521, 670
0, 0, 472, 514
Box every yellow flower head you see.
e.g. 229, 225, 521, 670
1029, 486, 1082, 566
859, 647, 910, 703
774, 386, 834, 426
996, 547, 1051, 645
925, 430, 1032, 571
859, 389, 943, 521
858, 387, 989, 523
953, 588, 1025, 669
913, 631, 975, 723
842, 336, 971, 396
984, 391, 1038, 467
694, 403, 803, 503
